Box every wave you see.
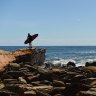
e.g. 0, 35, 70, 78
45, 58, 96, 67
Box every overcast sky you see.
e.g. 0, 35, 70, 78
0, 0, 96, 46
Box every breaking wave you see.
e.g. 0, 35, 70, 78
45, 58, 96, 67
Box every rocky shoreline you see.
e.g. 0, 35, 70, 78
0, 47, 96, 96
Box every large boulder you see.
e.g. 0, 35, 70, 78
0, 48, 46, 70
85, 62, 96, 67
67, 62, 76, 67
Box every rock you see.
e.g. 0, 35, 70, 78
78, 84, 90, 91
50, 68, 66, 74
81, 78, 96, 86
5, 84, 19, 91
53, 80, 65, 87
23, 64, 32, 68
18, 77, 27, 84
31, 86, 53, 93
90, 88, 96, 91
0, 82, 5, 89
9, 63, 20, 71
14, 48, 36, 63
26, 74, 40, 82
24, 90, 36, 96
6, 84, 33, 95
45, 62, 51, 68
71, 74, 86, 83
40, 80, 51, 85
1, 73, 13, 80
85, 66, 96, 72
85, 62, 91, 67
36, 90, 51, 96
67, 62, 76, 67
31, 80, 51, 86
36, 48, 46, 65
53, 94, 64, 96
31, 85, 53, 90
37, 67, 49, 74
37, 68, 53, 81
51, 87, 65, 95
3, 79, 19, 84
85, 62, 96, 67
90, 80, 96, 87
28, 66, 38, 72
0, 48, 46, 69
66, 72, 79, 77
0, 90, 17, 96
19, 67, 30, 73
77, 89, 96, 96
31, 81, 43, 86
0, 68, 5, 74
2, 47, 96, 96
0, 50, 15, 69
5, 71, 25, 78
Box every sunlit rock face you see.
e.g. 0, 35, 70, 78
0, 48, 46, 70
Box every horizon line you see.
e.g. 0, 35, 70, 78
0, 45, 96, 47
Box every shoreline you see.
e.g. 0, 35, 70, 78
0, 47, 96, 96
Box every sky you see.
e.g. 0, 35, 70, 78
0, 0, 96, 46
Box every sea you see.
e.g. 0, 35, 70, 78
0, 46, 96, 66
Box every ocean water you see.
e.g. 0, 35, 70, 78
0, 46, 96, 66
39, 46, 96, 66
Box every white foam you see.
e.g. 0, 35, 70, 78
45, 57, 96, 67
48, 59, 76, 66
76, 58, 96, 67
86, 59, 96, 62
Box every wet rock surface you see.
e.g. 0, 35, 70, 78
0, 48, 96, 96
